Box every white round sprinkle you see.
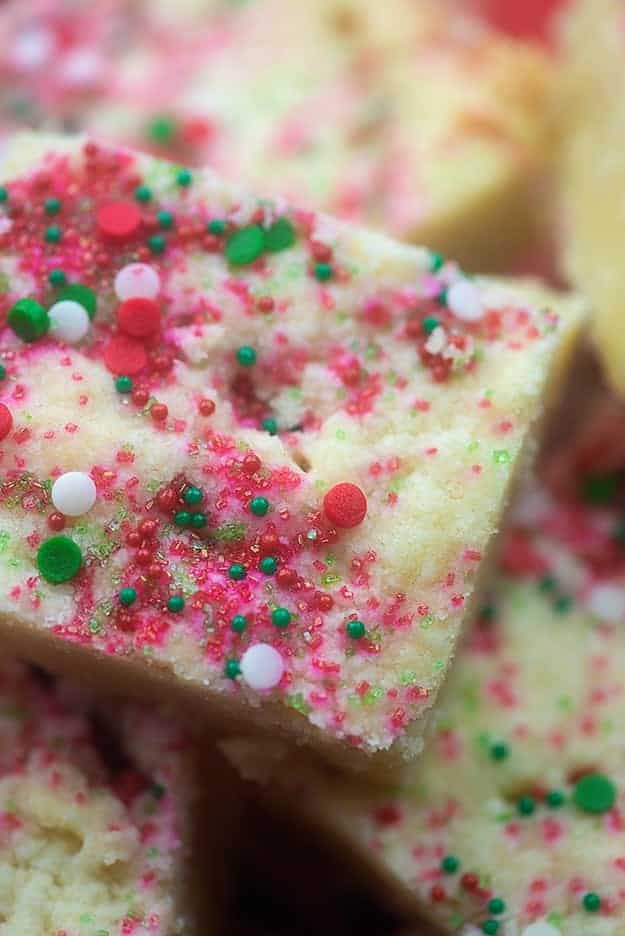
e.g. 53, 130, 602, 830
114, 263, 160, 301
447, 279, 484, 322
48, 300, 90, 344
586, 583, 625, 623
10, 28, 55, 71
52, 472, 97, 517
521, 923, 560, 936
240, 644, 284, 690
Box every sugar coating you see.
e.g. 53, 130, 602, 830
0, 0, 553, 264
558, 0, 625, 395
229, 484, 625, 934
0, 660, 193, 935
0, 132, 584, 761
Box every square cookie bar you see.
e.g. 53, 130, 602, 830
0, 661, 207, 935
0, 0, 553, 267
225, 483, 625, 935
0, 133, 584, 770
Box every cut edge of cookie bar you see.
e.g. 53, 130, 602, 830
0, 132, 586, 775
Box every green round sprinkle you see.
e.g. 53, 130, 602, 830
482, 922, 499, 935
225, 225, 265, 266
118, 587, 137, 607
230, 614, 247, 634
207, 219, 226, 235
487, 898, 506, 915
0, 365, 6, 381
229, 563, 246, 581
174, 510, 191, 527
259, 556, 278, 575
314, 262, 333, 282
437, 287, 448, 306
582, 892, 601, 912
224, 659, 241, 679
573, 773, 616, 814
167, 595, 185, 613
57, 283, 97, 319
553, 594, 572, 614
177, 168, 192, 187
429, 251, 444, 272
48, 269, 67, 287
184, 486, 203, 506
546, 790, 565, 808
489, 741, 509, 761
517, 795, 535, 816
422, 316, 440, 335
538, 575, 556, 593
115, 375, 133, 394
441, 855, 459, 874
148, 234, 166, 254
147, 115, 176, 143
0, 186, 8, 203
8, 298, 50, 343
272, 607, 291, 628
264, 217, 296, 253
44, 225, 62, 243
262, 417, 278, 435
37, 535, 82, 584
44, 197, 61, 215
135, 185, 152, 203
346, 620, 366, 640
189, 512, 207, 529
249, 496, 269, 517
157, 210, 174, 230
236, 345, 257, 367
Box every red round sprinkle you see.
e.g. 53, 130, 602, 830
132, 387, 149, 407
461, 873, 479, 891
96, 201, 142, 241
117, 297, 161, 338
48, 512, 66, 532
150, 403, 168, 422
276, 568, 297, 589
126, 531, 141, 548
323, 482, 367, 529
199, 398, 216, 416
156, 487, 176, 512
242, 452, 262, 475
136, 548, 152, 566
104, 335, 147, 375
0, 403, 13, 441
259, 532, 279, 555
138, 519, 158, 538
430, 885, 446, 903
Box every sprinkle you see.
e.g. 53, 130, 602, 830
482, 922, 499, 935
314, 262, 333, 282
0, 186, 8, 203
114, 263, 160, 301
231, 615, 247, 633
48, 300, 90, 344
225, 659, 241, 679
546, 790, 565, 808
272, 607, 292, 628
264, 217, 296, 252
207, 219, 226, 235
229, 563, 247, 581
189, 512, 207, 529
346, 620, 366, 639
184, 486, 203, 506
8, 298, 50, 342
44, 197, 61, 215
134, 185, 152, 203
240, 643, 284, 690
0, 403, 13, 441
44, 224, 62, 243
57, 283, 97, 319
323, 482, 367, 528
103, 335, 148, 375
0, 365, 5, 380
582, 893, 601, 912
225, 225, 265, 266
148, 234, 166, 254
260, 556, 278, 575
429, 251, 444, 272
448, 278, 484, 322
262, 417, 278, 435
96, 201, 142, 241
441, 855, 460, 873
490, 741, 509, 761
573, 773, 617, 814
177, 168, 192, 187
167, 595, 185, 613
249, 496, 269, 517
115, 375, 133, 394
48, 269, 66, 287
147, 115, 176, 143
119, 587, 137, 606
236, 345, 257, 367
117, 297, 161, 338
422, 316, 440, 335
37, 535, 82, 584
488, 898, 506, 915
174, 511, 191, 527
51, 471, 97, 517
517, 795, 535, 816
157, 210, 174, 230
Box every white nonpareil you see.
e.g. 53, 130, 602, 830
240, 644, 284, 690
114, 263, 161, 300
51, 472, 97, 517
48, 300, 91, 344
447, 278, 484, 322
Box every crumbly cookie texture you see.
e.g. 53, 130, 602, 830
0, 0, 553, 265
558, 0, 625, 395
0, 132, 585, 766
0, 661, 195, 936
226, 483, 625, 935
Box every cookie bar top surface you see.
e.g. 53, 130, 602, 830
0, 659, 192, 935
248, 483, 625, 934
0, 133, 584, 759
0, 0, 553, 251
